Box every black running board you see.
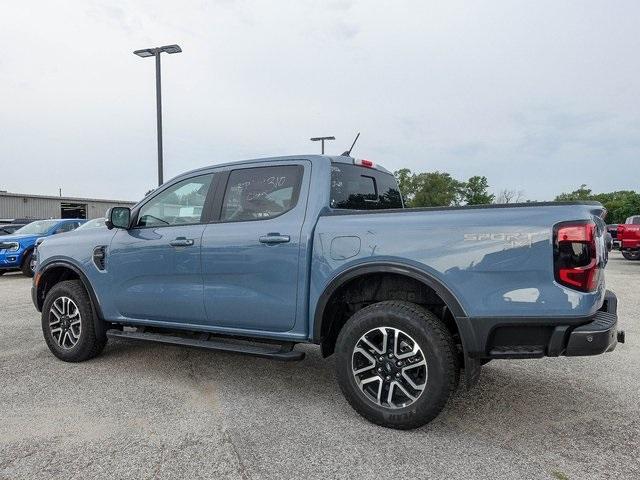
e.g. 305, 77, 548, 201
106, 329, 305, 361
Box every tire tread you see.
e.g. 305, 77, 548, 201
42, 280, 107, 362
335, 300, 459, 429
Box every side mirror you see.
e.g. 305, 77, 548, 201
105, 207, 131, 230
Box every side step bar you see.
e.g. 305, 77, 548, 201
106, 329, 305, 362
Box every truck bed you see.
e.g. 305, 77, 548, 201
312, 201, 607, 320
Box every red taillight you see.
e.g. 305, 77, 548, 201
554, 221, 599, 292
558, 224, 593, 242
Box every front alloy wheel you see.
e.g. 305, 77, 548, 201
41, 280, 107, 362
49, 296, 82, 349
352, 327, 427, 409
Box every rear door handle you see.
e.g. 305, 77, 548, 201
169, 237, 195, 247
259, 234, 290, 244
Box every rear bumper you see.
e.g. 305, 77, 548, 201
463, 290, 624, 359
564, 291, 620, 356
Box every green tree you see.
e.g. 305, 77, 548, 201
555, 184, 592, 201
394, 169, 464, 207
394, 168, 415, 205
555, 185, 640, 224
463, 176, 495, 205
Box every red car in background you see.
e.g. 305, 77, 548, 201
618, 215, 640, 260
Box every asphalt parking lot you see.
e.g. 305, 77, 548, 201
0, 252, 638, 480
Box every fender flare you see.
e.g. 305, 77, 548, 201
37, 261, 107, 337
313, 262, 467, 341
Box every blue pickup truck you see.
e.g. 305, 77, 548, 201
0, 219, 85, 277
32, 155, 624, 429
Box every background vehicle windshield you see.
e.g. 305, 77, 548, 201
14, 220, 58, 235
75, 218, 106, 230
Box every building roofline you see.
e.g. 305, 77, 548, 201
0, 191, 135, 204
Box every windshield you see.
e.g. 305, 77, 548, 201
14, 220, 58, 235
76, 218, 106, 230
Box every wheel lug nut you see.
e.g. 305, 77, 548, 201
388, 353, 393, 358
378, 367, 383, 372
395, 372, 401, 378
378, 356, 384, 361
385, 376, 391, 381
396, 361, 403, 367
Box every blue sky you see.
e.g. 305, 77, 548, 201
1, 0, 638, 201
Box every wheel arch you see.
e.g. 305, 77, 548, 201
313, 262, 481, 387
36, 262, 105, 332
313, 262, 467, 341
19, 246, 35, 267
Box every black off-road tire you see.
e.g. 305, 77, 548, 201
41, 280, 107, 362
21, 251, 34, 277
621, 250, 640, 261
335, 300, 459, 430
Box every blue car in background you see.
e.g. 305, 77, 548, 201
0, 219, 85, 277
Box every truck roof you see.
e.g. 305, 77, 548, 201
171, 155, 392, 184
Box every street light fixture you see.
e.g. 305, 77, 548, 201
133, 44, 182, 186
310, 136, 335, 154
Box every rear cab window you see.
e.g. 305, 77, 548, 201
330, 163, 403, 210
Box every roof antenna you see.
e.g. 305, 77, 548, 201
342, 132, 360, 157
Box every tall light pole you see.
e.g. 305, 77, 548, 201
133, 44, 182, 186
310, 136, 335, 154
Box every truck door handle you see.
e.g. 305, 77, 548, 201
259, 234, 290, 244
169, 237, 195, 247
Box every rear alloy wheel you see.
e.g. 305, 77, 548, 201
351, 327, 427, 409
621, 250, 640, 261
42, 280, 107, 362
335, 301, 459, 430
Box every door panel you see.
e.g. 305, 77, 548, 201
202, 163, 309, 332
108, 224, 206, 323
105, 173, 215, 325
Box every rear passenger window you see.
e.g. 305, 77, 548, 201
221, 165, 303, 222
331, 163, 403, 210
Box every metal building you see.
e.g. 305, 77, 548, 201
0, 192, 135, 221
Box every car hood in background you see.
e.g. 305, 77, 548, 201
0, 234, 39, 243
